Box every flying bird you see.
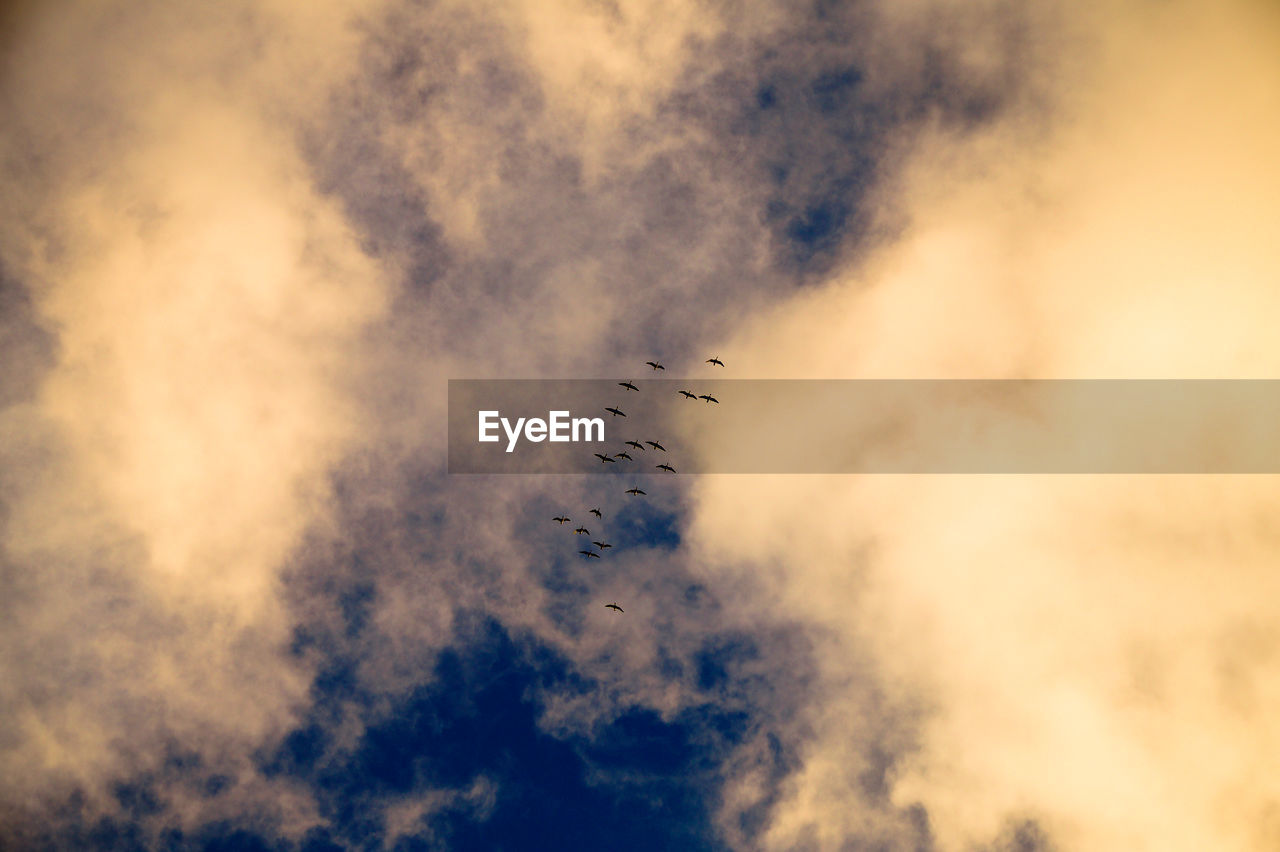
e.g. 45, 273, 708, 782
574, 526, 590, 536
605, 603, 624, 612
706, 357, 724, 367
580, 550, 601, 559
605, 405, 626, 417
625, 487, 647, 496
614, 452, 632, 461
592, 541, 612, 550
618, 380, 639, 392
698, 395, 719, 404
677, 389, 697, 399
645, 440, 666, 452
589, 508, 602, 518
625, 440, 645, 451
656, 463, 676, 473
594, 453, 616, 464
645, 361, 665, 371
553, 516, 571, 524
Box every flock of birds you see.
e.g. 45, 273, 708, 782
552, 357, 726, 615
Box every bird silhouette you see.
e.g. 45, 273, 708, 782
589, 508, 602, 518
645, 441, 666, 452
594, 453, 616, 464
580, 550, 601, 559
615, 452, 632, 461
656, 463, 676, 473
698, 395, 719, 404
574, 526, 590, 535
618, 380, 639, 392
706, 357, 724, 367
645, 361, 664, 371
625, 440, 645, 451
677, 390, 697, 399
592, 541, 613, 550
625, 486, 647, 496
553, 516, 571, 524
605, 405, 626, 417
605, 602, 624, 612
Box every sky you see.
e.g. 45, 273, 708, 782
2, 0, 1279, 849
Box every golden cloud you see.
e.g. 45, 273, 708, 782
689, 0, 1280, 848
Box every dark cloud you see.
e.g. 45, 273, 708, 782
304, 0, 1050, 376
0, 267, 57, 409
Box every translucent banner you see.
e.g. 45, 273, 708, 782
448, 380, 1280, 473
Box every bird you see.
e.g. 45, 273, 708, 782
605, 602, 624, 612
580, 550, 601, 559
592, 541, 612, 550
594, 453, 616, 464
656, 463, 676, 473
625, 486, 646, 496
625, 440, 646, 451
618, 380, 639, 392
698, 395, 719, 404
589, 508, 602, 518
574, 526, 590, 535
677, 389, 697, 399
706, 357, 724, 367
645, 440, 666, 452
614, 452, 633, 461
645, 361, 664, 371
553, 516, 571, 524
605, 405, 626, 418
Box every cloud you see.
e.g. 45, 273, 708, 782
687, 0, 1280, 848
0, 0, 388, 834
0, 0, 817, 840
6, 0, 1275, 847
